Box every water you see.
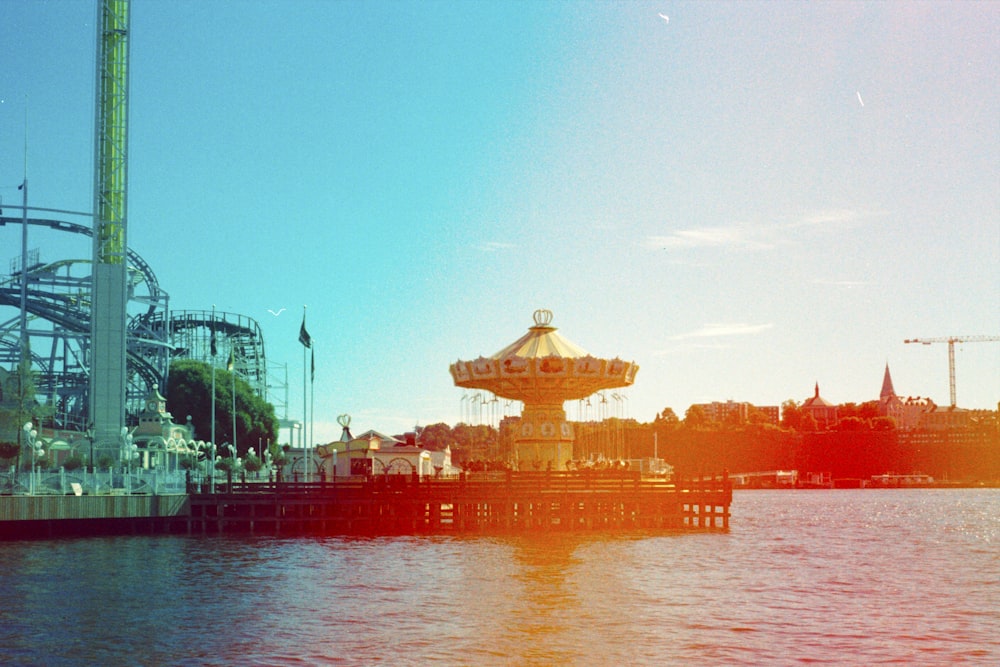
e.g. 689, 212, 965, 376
1, 489, 996, 666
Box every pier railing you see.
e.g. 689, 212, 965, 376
212, 470, 728, 494
0, 468, 189, 497
0, 471, 731, 538
187, 471, 732, 535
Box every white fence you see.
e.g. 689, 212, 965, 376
1, 468, 193, 496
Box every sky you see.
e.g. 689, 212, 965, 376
1, 0, 998, 443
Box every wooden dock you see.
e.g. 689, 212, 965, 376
185, 472, 731, 536
0, 494, 190, 539
1, 472, 731, 538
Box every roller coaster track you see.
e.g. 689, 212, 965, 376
1, 216, 169, 429
1, 215, 267, 429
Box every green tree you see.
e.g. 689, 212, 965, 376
417, 422, 456, 451
683, 404, 709, 428
870, 416, 897, 431
62, 454, 84, 471
834, 416, 867, 431
243, 452, 263, 476
267, 442, 288, 467
166, 359, 278, 458
655, 407, 680, 426
0, 441, 19, 462
780, 400, 804, 430
452, 423, 496, 458
839, 401, 880, 422
747, 406, 770, 425
0, 353, 55, 471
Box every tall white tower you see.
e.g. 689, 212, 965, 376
89, 0, 131, 457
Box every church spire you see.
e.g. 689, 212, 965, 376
880, 363, 896, 400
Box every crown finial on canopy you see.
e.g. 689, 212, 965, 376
533, 309, 553, 327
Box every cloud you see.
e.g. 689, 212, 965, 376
789, 209, 868, 229
478, 241, 515, 252
812, 279, 868, 288
669, 322, 775, 340
647, 208, 875, 253
647, 226, 773, 251
651, 341, 734, 356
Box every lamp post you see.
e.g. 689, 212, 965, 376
225, 443, 237, 487
205, 442, 217, 492
23, 421, 43, 495
120, 427, 137, 494
246, 446, 256, 481
165, 437, 177, 475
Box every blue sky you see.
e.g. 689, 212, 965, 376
2, 0, 997, 442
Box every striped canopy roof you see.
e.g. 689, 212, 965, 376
450, 310, 639, 404
490, 321, 589, 360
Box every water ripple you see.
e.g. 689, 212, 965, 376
0, 489, 997, 665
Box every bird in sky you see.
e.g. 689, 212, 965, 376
658, 13, 669, 23
267, 308, 286, 316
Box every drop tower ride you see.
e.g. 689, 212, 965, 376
89, 0, 131, 457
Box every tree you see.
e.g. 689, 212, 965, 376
870, 416, 897, 431
417, 422, 456, 451
267, 442, 288, 467
63, 454, 84, 472
683, 404, 708, 428
166, 359, 278, 458
747, 406, 770, 425
834, 416, 867, 431
655, 407, 680, 426
838, 401, 881, 424
0, 441, 19, 464
243, 452, 263, 476
452, 423, 496, 458
781, 400, 804, 430
0, 353, 55, 471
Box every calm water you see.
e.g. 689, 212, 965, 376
1, 489, 997, 666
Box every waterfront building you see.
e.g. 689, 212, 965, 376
313, 428, 459, 478
876, 363, 981, 430
130, 389, 194, 469
691, 401, 780, 426
801, 383, 838, 430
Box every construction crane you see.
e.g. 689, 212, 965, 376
903, 335, 1000, 407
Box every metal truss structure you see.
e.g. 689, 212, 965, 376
0, 216, 268, 432
151, 309, 268, 400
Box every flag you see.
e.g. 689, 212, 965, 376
227, 349, 235, 372
299, 315, 312, 348
210, 330, 217, 357
311, 347, 315, 383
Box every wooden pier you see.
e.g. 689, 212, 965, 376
184, 472, 731, 536
1, 472, 731, 538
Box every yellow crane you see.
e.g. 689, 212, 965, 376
903, 335, 1000, 407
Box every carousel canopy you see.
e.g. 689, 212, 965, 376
450, 309, 638, 404
490, 311, 589, 360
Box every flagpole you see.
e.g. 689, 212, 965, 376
302, 305, 308, 483
210, 305, 216, 493
310, 347, 315, 479
231, 348, 237, 467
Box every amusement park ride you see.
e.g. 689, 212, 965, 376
451, 309, 638, 470
0, 1, 272, 456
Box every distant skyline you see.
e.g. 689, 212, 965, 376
1, 1, 997, 443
